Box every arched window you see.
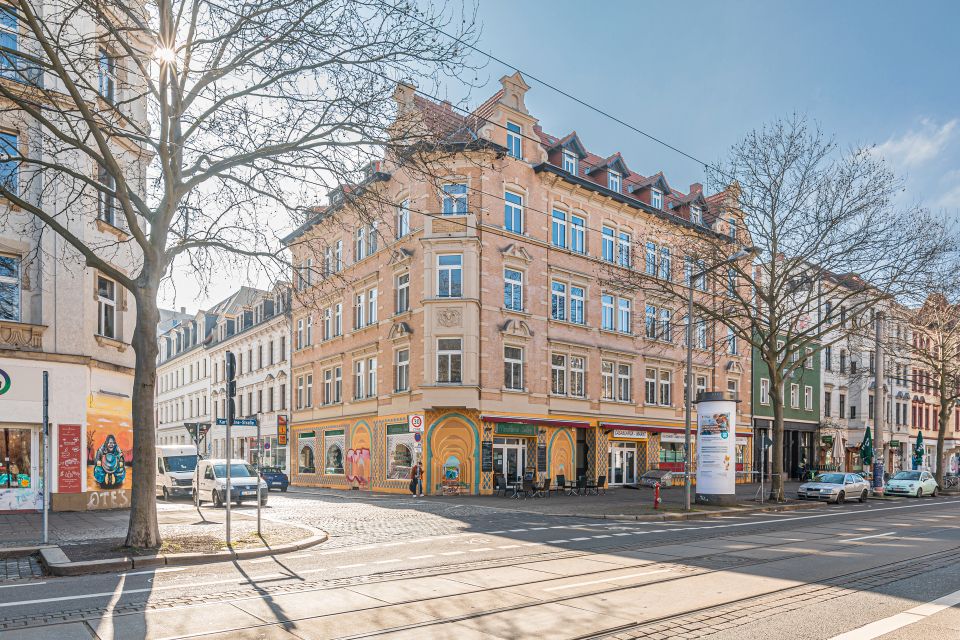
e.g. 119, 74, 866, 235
298, 446, 315, 473
325, 444, 344, 475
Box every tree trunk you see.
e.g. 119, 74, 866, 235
936, 399, 949, 487
124, 285, 161, 548
769, 369, 785, 502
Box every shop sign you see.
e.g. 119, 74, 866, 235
57, 424, 82, 494
736, 437, 748, 446
612, 429, 648, 440
481, 441, 493, 472
0, 365, 42, 402
494, 423, 538, 437
821, 435, 834, 447
277, 415, 288, 445
386, 424, 409, 435
537, 444, 547, 472
660, 432, 691, 443
408, 414, 425, 433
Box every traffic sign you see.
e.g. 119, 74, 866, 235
413, 441, 423, 453
184, 422, 212, 445
409, 414, 424, 433
413, 432, 422, 443
264, 441, 271, 451
216, 418, 258, 427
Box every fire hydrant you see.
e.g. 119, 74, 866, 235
653, 482, 662, 509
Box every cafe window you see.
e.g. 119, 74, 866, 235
659, 442, 684, 463
0, 428, 31, 488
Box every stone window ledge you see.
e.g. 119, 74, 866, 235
95, 334, 129, 352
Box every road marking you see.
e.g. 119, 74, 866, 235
843, 532, 895, 542
613, 533, 632, 537
408, 555, 434, 560
544, 569, 672, 592
530, 527, 549, 530
508, 528, 528, 532
337, 563, 366, 569
122, 567, 187, 577
546, 539, 569, 544
487, 530, 506, 534
373, 558, 402, 564
592, 535, 612, 539
570, 537, 591, 541
0, 582, 45, 589
497, 545, 520, 549
440, 551, 465, 556
828, 586, 960, 639
249, 557, 275, 564
285, 553, 314, 560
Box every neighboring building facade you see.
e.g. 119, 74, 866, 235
0, 8, 148, 511
284, 73, 753, 496
155, 286, 291, 471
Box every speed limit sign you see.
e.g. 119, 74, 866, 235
409, 414, 424, 433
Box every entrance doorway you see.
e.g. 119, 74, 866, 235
493, 438, 526, 484
608, 442, 637, 486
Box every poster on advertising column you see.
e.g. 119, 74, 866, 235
695, 397, 737, 499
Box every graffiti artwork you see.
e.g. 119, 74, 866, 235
86, 394, 133, 491
345, 448, 370, 487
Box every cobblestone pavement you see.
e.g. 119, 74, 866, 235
0, 555, 42, 582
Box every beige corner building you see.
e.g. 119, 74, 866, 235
285, 74, 753, 496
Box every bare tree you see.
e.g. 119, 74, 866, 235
0, 0, 479, 547
605, 116, 952, 501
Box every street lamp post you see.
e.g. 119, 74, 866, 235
684, 247, 757, 511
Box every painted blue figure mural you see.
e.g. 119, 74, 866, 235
93, 434, 126, 488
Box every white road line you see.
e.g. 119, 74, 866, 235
470, 548, 494, 552
613, 533, 632, 537
408, 554, 435, 560
843, 532, 895, 542
497, 545, 520, 549
544, 569, 672, 592
440, 551, 465, 556
373, 558, 402, 564
530, 527, 549, 530
487, 530, 506, 534
0, 581, 46, 589
546, 539, 569, 544
592, 535, 612, 539
508, 529, 528, 532
570, 537, 591, 541
337, 563, 366, 569
122, 567, 187, 577
828, 586, 960, 639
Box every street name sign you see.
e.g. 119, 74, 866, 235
216, 418, 258, 427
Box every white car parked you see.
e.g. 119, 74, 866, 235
885, 470, 939, 497
797, 473, 871, 504
194, 458, 268, 507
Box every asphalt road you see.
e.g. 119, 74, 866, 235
2, 491, 959, 639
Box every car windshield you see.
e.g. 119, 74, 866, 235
213, 463, 258, 478
163, 456, 196, 472
815, 474, 845, 484
892, 471, 921, 481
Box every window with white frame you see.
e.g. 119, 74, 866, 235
354, 360, 365, 399
504, 191, 523, 233
658, 308, 671, 341
550, 354, 566, 395
395, 349, 409, 392
296, 375, 305, 409
645, 368, 657, 404
0, 131, 18, 195
504, 268, 523, 311
659, 370, 672, 406
355, 226, 366, 262
790, 383, 799, 408
437, 254, 462, 298
551, 210, 567, 248
570, 286, 585, 325
804, 385, 813, 411
367, 220, 378, 254
506, 121, 522, 159
645, 304, 656, 339
550, 281, 566, 321
437, 338, 462, 383
805, 347, 813, 369
562, 149, 578, 174
306, 374, 313, 407
619, 298, 633, 334
322, 307, 331, 340
727, 326, 738, 354
690, 206, 703, 225
323, 246, 332, 277
96, 275, 117, 339
367, 288, 377, 324
602, 227, 615, 262
618, 363, 632, 402
570, 215, 585, 254
601, 361, 615, 400
323, 368, 332, 404
608, 170, 621, 192
0, 7, 19, 79
334, 240, 343, 271
334, 366, 342, 402
442, 183, 467, 214
354, 292, 365, 329
728, 378, 739, 401
396, 199, 410, 238
645, 241, 657, 276
504, 346, 523, 391
367, 357, 377, 397
396, 273, 409, 314
601, 294, 615, 330
659, 247, 671, 280
617, 231, 631, 267
651, 188, 663, 210
695, 375, 708, 401
0, 254, 20, 321
334, 303, 342, 336
98, 47, 115, 103
760, 378, 770, 405
569, 356, 585, 397
305, 315, 313, 346
97, 163, 116, 225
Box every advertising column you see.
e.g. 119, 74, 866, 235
696, 391, 738, 506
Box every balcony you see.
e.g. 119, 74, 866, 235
0, 320, 46, 351
425, 213, 477, 239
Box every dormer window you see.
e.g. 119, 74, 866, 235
562, 150, 578, 174
608, 171, 621, 193
690, 206, 703, 225
506, 122, 522, 159
651, 189, 663, 210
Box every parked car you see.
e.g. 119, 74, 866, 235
797, 472, 870, 504
194, 458, 268, 507
260, 466, 289, 492
155, 444, 198, 501
885, 470, 938, 497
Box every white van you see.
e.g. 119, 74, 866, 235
194, 458, 268, 507
156, 445, 199, 501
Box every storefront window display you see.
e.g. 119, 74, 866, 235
0, 428, 31, 488
388, 443, 412, 479
325, 444, 344, 474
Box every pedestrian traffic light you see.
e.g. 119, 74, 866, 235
225, 351, 237, 425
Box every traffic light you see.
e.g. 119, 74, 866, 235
225, 351, 237, 425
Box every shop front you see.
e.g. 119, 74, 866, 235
754, 418, 815, 480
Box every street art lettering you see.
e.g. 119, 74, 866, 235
86, 489, 130, 510
346, 448, 370, 487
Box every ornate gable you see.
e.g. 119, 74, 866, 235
389, 321, 412, 339
388, 248, 414, 266
500, 318, 533, 338
501, 243, 533, 263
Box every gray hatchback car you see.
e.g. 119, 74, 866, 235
797, 472, 870, 504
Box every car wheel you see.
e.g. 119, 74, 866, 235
916, 488, 923, 498
281, 486, 288, 493
162, 486, 169, 501
836, 491, 845, 504
932, 487, 938, 497
859, 490, 868, 503
213, 490, 223, 508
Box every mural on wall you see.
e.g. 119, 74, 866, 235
86, 394, 133, 491
346, 448, 370, 487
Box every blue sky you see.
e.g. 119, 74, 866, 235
464, 0, 960, 214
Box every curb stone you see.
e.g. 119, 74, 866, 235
39, 525, 328, 576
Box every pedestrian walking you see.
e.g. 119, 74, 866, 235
409, 460, 424, 497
